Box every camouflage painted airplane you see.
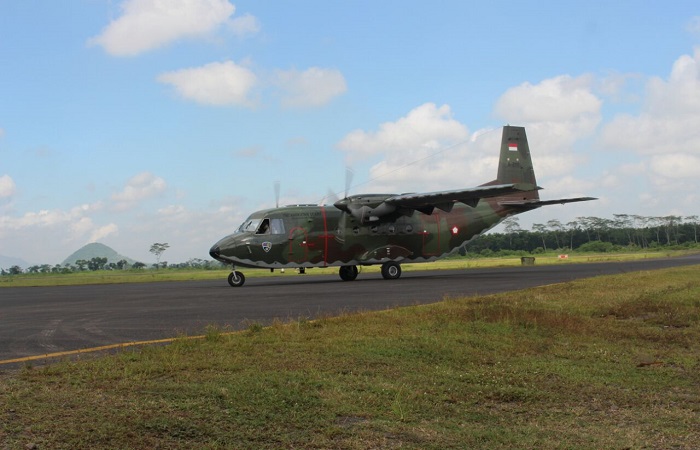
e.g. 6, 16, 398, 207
210, 126, 595, 286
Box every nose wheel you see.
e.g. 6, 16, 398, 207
228, 270, 246, 287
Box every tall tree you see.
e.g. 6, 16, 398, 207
150, 243, 170, 269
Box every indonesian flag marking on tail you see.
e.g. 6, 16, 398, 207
508, 142, 518, 152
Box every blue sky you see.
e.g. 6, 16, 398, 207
2, 1, 700, 266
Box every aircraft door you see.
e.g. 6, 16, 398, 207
288, 227, 308, 263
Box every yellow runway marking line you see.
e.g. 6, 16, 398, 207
0, 332, 240, 366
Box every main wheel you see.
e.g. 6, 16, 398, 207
227, 271, 246, 287
338, 265, 358, 281
381, 262, 401, 280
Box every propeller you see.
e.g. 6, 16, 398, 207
274, 181, 281, 208
322, 166, 354, 206
344, 167, 354, 199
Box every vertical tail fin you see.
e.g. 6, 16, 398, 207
495, 126, 539, 200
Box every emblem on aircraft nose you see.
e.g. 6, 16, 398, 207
262, 242, 272, 252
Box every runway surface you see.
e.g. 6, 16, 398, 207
2, 254, 699, 364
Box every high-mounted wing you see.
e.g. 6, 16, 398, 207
385, 183, 538, 215
334, 183, 539, 223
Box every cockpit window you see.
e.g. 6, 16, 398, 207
257, 219, 270, 234
270, 218, 285, 234
237, 219, 261, 233
256, 218, 285, 235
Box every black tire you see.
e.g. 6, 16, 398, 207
338, 265, 358, 281
227, 271, 246, 287
381, 262, 401, 280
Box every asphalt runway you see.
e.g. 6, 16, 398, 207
2, 254, 699, 365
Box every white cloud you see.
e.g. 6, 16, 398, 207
494, 75, 601, 155
0, 174, 16, 198
111, 172, 167, 211
88, 0, 236, 56
495, 75, 601, 123
650, 153, 700, 179
158, 60, 258, 107
90, 223, 119, 243
338, 103, 469, 164
275, 67, 347, 108
0, 202, 114, 253
229, 13, 260, 37
602, 49, 700, 155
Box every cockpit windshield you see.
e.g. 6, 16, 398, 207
237, 218, 261, 233
236, 217, 286, 235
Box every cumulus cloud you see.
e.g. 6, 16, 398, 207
158, 60, 258, 106
604, 48, 700, 151
88, 0, 237, 56
601, 49, 700, 162
275, 67, 347, 108
229, 13, 260, 37
495, 74, 601, 151
338, 103, 469, 164
111, 172, 167, 211
336, 103, 503, 193
0, 203, 118, 264
0, 174, 16, 198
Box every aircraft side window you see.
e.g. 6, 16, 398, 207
270, 218, 285, 235
256, 218, 270, 234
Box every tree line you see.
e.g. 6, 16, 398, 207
466, 214, 699, 256
1, 242, 223, 276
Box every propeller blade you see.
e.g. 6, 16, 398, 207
344, 167, 354, 198
324, 188, 340, 205
274, 181, 281, 208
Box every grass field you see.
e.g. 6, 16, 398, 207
1, 264, 699, 448
0, 249, 692, 287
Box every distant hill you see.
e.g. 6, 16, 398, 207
0, 254, 30, 270
62, 243, 138, 266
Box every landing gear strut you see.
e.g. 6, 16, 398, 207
381, 261, 402, 280
338, 265, 359, 281
228, 268, 245, 287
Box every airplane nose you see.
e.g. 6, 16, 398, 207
209, 245, 220, 260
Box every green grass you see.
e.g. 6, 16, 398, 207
1, 249, 694, 287
2, 265, 699, 448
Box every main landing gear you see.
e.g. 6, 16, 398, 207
380, 261, 402, 280
338, 262, 402, 282
338, 265, 359, 281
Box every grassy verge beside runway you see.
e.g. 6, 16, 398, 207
2, 265, 699, 448
0, 250, 695, 287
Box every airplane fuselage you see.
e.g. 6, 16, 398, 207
208, 126, 595, 286
210, 198, 516, 270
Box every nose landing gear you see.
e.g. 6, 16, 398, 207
228, 269, 246, 287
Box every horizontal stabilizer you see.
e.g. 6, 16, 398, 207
499, 197, 597, 208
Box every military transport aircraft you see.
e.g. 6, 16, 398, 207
210, 126, 595, 286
